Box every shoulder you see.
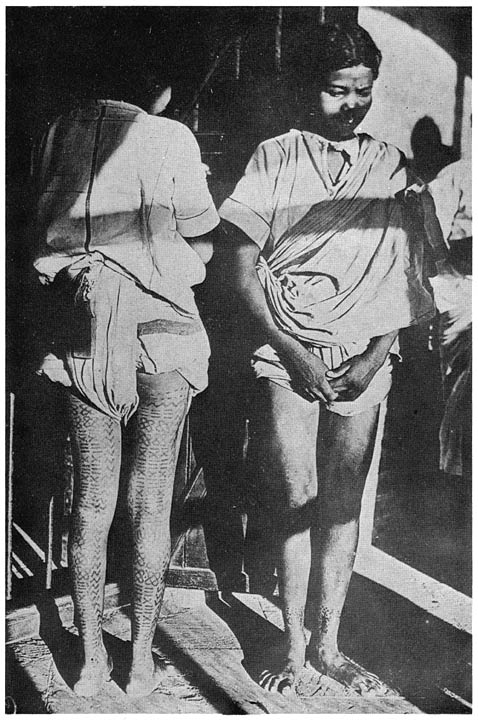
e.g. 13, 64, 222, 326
138, 113, 191, 136
256, 130, 301, 153
138, 116, 201, 157
359, 133, 406, 166
251, 130, 299, 166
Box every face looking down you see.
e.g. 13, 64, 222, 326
314, 65, 374, 141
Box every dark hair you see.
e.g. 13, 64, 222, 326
66, 55, 173, 108
291, 22, 382, 85
94, 59, 173, 108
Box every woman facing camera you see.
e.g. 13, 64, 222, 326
217, 22, 436, 695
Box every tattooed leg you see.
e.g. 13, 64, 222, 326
307, 406, 384, 695
125, 371, 190, 697
67, 393, 121, 696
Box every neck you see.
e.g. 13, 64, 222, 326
304, 127, 357, 143
301, 122, 356, 142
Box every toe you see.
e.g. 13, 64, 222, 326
267, 674, 283, 693
259, 671, 274, 692
278, 678, 294, 696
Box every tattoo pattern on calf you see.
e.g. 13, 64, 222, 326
128, 375, 190, 672
67, 372, 190, 688
68, 393, 121, 668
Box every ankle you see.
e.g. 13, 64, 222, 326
130, 652, 154, 674
81, 646, 108, 667
309, 639, 339, 661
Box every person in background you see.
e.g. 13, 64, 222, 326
422, 159, 472, 479
32, 65, 219, 697
217, 22, 436, 695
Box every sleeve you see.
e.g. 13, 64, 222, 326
388, 147, 410, 196
170, 123, 220, 237
219, 140, 283, 250
427, 164, 462, 244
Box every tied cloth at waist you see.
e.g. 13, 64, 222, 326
57, 252, 199, 422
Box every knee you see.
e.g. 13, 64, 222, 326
322, 485, 363, 524
276, 480, 316, 533
264, 460, 316, 507
285, 474, 317, 511
71, 503, 115, 539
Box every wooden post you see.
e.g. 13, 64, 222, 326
275, 8, 283, 74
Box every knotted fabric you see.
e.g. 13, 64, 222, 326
64, 253, 153, 422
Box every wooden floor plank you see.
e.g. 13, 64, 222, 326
7, 588, 421, 714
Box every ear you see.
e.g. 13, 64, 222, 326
150, 86, 172, 115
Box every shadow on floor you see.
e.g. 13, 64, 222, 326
36, 592, 82, 691
341, 574, 471, 714
150, 621, 248, 714
207, 578, 471, 714
206, 591, 289, 685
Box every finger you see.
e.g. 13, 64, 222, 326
326, 363, 351, 379
320, 385, 339, 403
329, 380, 349, 393
299, 388, 316, 403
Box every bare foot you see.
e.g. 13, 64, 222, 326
307, 645, 390, 696
259, 638, 306, 696
125, 657, 163, 697
73, 651, 112, 697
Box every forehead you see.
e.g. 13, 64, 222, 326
326, 65, 374, 86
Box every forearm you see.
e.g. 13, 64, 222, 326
364, 330, 398, 366
220, 222, 302, 358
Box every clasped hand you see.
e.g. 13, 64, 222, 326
287, 344, 381, 404
286, 347, 338, 404
326, 352, 381, 402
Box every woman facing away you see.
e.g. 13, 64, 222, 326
31, 66, 219, 697
217, 22, 442, 695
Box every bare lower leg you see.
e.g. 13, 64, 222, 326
67, 394, 121, 696
307, 519, 376, 689
260, 525, 310, 695
307, 406, 383, 694
249, 381, 318, 695
125, 371, 190, 696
